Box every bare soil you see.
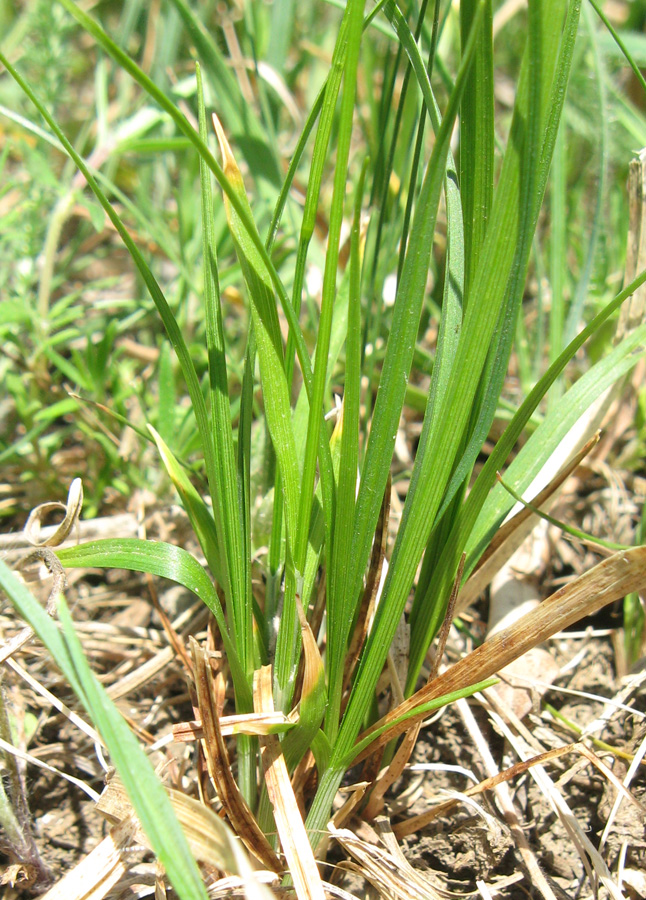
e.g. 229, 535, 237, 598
1, 490, 645, 900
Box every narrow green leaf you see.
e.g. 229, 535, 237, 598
212, 117, 305, 710
212, 116, 300, 551
460, 0, 494, 296
548, 119, 567, 409
587, 0, 646, 96
563, 1, 610, 346
54, 0, 315, 401
341, 678, 498, 768
468, 318, 646, 567
55, 539, 251, 710
306, 678, 497, 850
326, 158, 368, 737
197, 66, 252, 682
401, 0, 583, 688
0, 560, 208, 900
265, 3, 355, 642
157, 342, 177, 448
496, 473, 629, 552
409, 274, 646, 688
148, 425, 223, 588
411, 0, 583, 549
334, 0, 486, 745
294, 0, 365, 579
408, 150, 466, 649
301, 407, 345, 617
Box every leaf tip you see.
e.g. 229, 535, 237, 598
211, 112, 240, 184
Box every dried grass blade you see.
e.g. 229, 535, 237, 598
0, 734, 99, 802
331, 782, 370, 830
456, 697, 558, 900
254, 665, 325, 900
39, 817, 140, 900
483, 700, 625, 900
277, 601, 327, 772
617, 148, 646, 340
144, 571, 193, 677
355, 545, 646, 758
167, 789, 277, 896
189, 639, 281, 873
394, 743, 581, 837
96, 778, 276, 898
577, 744, 646, 816
107, 646, 176, 701
172, 711, 293, 742
6, 657, 102, 745
329, 824, 444, 900
23, 478, 84, 548
362, 727, 417, 822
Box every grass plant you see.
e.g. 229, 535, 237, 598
2, 1, 646, 897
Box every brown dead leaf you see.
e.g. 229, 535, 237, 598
254, 665, 326, 900
355, 546, 646, 760
189, 638, 282, 873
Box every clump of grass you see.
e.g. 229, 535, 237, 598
2, 1, 646, 898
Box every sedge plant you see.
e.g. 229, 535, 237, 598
2, 0, 646, 894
